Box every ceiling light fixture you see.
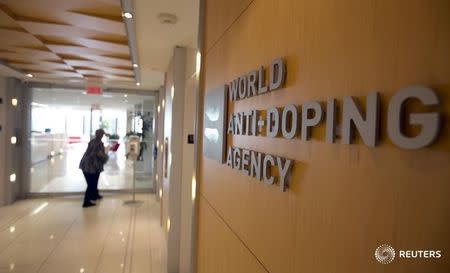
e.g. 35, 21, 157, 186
196, 51, 202, 76
122, 12, 133, 19
133, 63, 138, 68
26, 73, 33, 78
124, 94, 128, 98
136, 82, 141, 86
157, 13, 178, 24
191, 173, 197, 201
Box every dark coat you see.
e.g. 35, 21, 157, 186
79, 138, 108, 174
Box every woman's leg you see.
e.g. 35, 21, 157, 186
93, 173, 102, 199
83, 172, 95, 207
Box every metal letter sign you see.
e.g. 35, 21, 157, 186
203, 57, 444, 192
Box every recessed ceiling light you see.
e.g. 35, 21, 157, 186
122, 12, 133, 19
136, 82, 141, 86
157, 13, 178, 24
82, 91, 87, 95
26, 73, 33, 78
133, 63, 138, 68
124, 94, 128, 98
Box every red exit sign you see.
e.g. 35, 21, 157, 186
86, 86, 103, 95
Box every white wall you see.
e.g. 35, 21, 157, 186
0, 77, 26, 205
162, 46, 198, 273
0, 76, 7, 205
164, 47, 187, 273
178, 48, 197, 273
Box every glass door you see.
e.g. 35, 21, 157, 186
29, 87, 156, 194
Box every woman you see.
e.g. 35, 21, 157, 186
79, 129, 109, 207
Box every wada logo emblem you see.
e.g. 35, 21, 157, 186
375, 244, 396, 264
203, 86, 228, 163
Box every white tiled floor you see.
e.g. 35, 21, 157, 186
0, 194, 167, 273
31, 143, 153, 193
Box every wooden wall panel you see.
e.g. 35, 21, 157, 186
197, 196, 268, 273
204, 0, 253, 52
198, 0, 450, 273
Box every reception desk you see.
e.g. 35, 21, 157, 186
31, 133, 67, 165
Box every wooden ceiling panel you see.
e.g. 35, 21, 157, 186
0, 8, 22, 28
0, 29, 43, 47
10, 62, 74, 71
71, 54, 132, 66
71, 38, 129, 54
64, 60, 105, 67
77, 68, 133, 76
33, 71, 84, 78
104, 75, 135, 81
65, 60, 132, 70
77, 70, 113, 76
0, 52, 60, 62
9, 47, 60, 59
46, 44, 129, 56
18, 21, 107, 38
62, 11, 125, 36
0, 0, 122, 19
0, 0, 135, 83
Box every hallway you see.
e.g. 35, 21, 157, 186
0, 194, 166, 273
31, 143, 153, 193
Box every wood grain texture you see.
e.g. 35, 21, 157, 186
0, 0, 132, 82
204, 0, 253, 53
197, 196, 269, 273
198, 0, 450, 273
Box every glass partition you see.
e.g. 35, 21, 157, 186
29, 87, 156, 194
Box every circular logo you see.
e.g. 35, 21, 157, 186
375, 244, 396, 264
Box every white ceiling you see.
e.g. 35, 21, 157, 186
134, 0, 199, 88
32, 87, 155, 111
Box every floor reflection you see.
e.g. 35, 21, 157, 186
0, 194, 167, 273
31, 143, 153, 193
